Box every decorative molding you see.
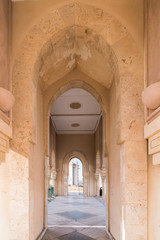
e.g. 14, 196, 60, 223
148, 132, 160, 155
152, 152, 160, 165
144, 115, 160, 139
0, 118, 12, 139
0, 110, 10, 124
0, 132, 9, 153
144, 116, 160, 165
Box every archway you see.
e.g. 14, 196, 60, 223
63, 151, 89, 197
68, 158, 83, 195
11, 2, 147, 240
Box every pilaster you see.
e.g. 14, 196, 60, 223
95, 174, 100, 196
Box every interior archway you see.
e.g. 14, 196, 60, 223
63, 151, 89, 197
68, 158, 83, 195
10, 2, 146, 240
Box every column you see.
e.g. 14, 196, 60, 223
101, 176, 106, 202
95, 174, 100, 196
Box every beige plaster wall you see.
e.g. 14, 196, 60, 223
12, 0, 144, 61
95, 116, 103, 171
49, 120, 56, 169
30, 84, 44, 239
8, 150, 29, 240
0, 0, 10, 89
147, 0, 160, 85
56, 134, 95, 196
109, 81, 121, 240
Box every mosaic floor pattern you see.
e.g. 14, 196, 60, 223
42, 194, 110, 240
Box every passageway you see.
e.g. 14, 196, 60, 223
43, 195, 109, 240
0, 2, 149, 239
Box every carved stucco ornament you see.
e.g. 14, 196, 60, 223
0, 87, 15, 112
142, 81, 160, 109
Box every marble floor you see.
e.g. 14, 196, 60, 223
42, 193, 110, 240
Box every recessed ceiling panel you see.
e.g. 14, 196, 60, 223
51, 88, 101, 134
51, 88, 101, 115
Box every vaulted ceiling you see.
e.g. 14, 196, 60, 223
38, 26, 116, 90
51, 88, 101, 134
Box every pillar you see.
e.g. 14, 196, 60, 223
101, 176, 106, 202
95, 174, 100, 196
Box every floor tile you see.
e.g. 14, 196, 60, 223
43, 195, 110, 240
58, 231, 95, 240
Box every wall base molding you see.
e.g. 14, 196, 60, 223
36, 228, 47, 240
106, 230, 115, 240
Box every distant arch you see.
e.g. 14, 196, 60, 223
63, 151, 89, 196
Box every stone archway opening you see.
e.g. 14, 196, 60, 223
47, 85, 108, 237
48, 86, 106, 198
10, 2, 147, 239
68, 158, 83, 196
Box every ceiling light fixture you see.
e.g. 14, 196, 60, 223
71, 123, 80, 127
70, 102, 81, 109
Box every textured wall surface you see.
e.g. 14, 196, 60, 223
148, 0, 160, 85
8, 150, 29, 240
0, 0, 10, 89
109, 81, 121, 240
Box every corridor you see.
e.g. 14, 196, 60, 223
43, 195, 110, 240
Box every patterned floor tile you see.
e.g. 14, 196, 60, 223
43, 195, 109, 240
55, 210, 97, 221
58, 231, 95, 240
63, 202, 88, 206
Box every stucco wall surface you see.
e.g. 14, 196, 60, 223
12, 0, 144, 60
30, 84, 44, 239
0, 0, 10, 89
109, 81, 121, 240
147, 0, 160, 85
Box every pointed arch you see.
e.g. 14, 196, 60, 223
63, 151, 89, 196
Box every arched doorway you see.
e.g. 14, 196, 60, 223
62, 151, 89, 197
68, 158, 83, 195
48, 86, 107, 198
10, 2, 147, 239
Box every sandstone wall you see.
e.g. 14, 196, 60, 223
12, 0, 144, 60
147, 0, 160, 85
30, 84, 44, 239
0, 0, 10, 89
95, 116, 103, 171
109, 81, 121, 240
